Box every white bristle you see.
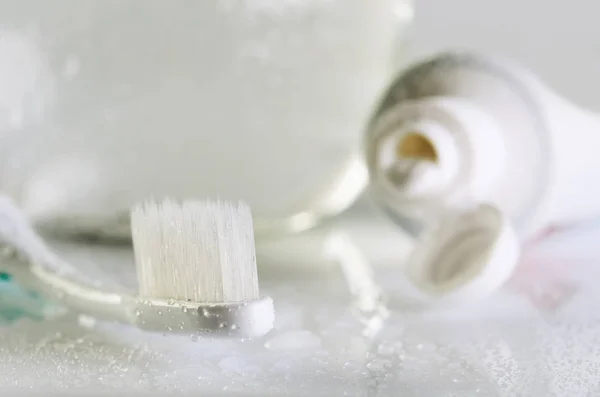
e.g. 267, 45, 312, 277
130, 198, 260, 303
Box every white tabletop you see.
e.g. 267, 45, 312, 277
2, 206, 600, 396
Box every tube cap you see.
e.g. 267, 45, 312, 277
404, 203, 520, 306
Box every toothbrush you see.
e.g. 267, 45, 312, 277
0, 194, 274, 338
0, 271, 65, 324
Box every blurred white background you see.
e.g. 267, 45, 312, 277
411, 0, 599, 108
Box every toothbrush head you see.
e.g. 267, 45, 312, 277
130, 199, 274, 338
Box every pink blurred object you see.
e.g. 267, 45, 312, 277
508, 222, 600, 312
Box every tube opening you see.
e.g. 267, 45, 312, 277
396, 133, 438, 163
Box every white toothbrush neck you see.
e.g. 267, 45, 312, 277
0, 194, 137, 324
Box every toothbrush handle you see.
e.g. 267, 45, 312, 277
0, 194, 136, 323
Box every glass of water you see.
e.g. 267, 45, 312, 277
0, 0, 414, 239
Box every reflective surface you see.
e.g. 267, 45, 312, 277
0, 0, 413, 238
1, 208, 600, 395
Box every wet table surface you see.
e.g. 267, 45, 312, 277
2, 203, 600, 396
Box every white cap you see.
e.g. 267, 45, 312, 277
366, 96, 521, 304
403, 203, 520, 306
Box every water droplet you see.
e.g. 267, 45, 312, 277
181, 306, 188, 313
157, 310, 163, 316
134, 309, 142, 317
366, 358, 391, 371
202, 308, 211, 317
218, 322, 227, 329
166, 326, 172, 331
231, 324, 239, 331
406, 340, 437, 354
167, 299, 175, 305
377, 342, 395, 356
191, 334, 199, 342
343, 361, 361, 372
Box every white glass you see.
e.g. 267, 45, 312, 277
0, 0, 413, 239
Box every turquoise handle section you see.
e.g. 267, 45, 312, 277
0, 272, 63, 325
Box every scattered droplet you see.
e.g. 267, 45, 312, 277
342, 361, 361, 373
406, 341, 437, 354
377, 342, 395, 356
366, 358, 391, 371
190, 334, 199, 342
